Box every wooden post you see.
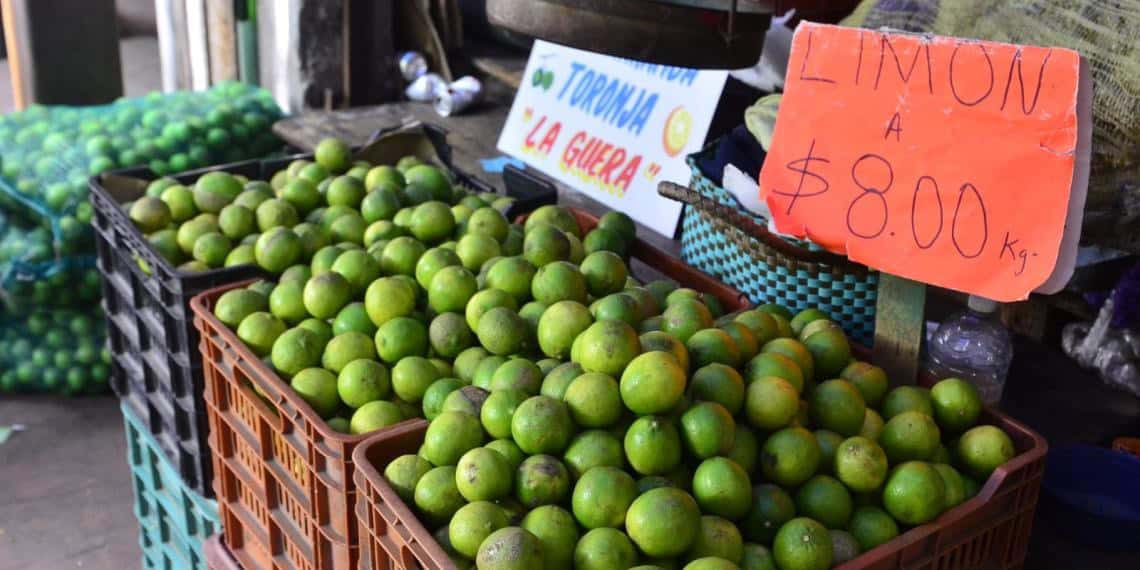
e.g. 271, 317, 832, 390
872, 274, 927, 385
206, 0, 238, 84
1, 0, 122, 108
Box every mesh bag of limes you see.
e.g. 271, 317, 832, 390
0, 305, 111, 394
0, 81, 283, 260
0, 211, 102, 313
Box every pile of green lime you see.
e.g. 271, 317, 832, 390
0, 81, 282, 256
207, 184, 1022, 568
134, 136, 516, 276
0, 306, 112, 394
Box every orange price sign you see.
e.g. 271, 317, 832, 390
759, 23, 1083, 302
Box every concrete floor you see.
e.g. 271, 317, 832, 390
0, 36, 162, 570
0, 395, 137, 570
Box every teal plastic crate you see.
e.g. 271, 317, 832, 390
121, 401, 220, 570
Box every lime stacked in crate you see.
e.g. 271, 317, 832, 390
122, 400, 221, 570
190, 204, 665, 570
346, 271, 1045, 567
92, 126, 537, 502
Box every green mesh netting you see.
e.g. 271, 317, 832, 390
0, 81, 283, 312
0, 305, 110, 394
842, 0, 1140, 249
0, 81, 283, 260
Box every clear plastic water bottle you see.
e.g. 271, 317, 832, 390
927, 295, 1013, 406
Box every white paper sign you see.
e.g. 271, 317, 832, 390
497, 41, 728, 237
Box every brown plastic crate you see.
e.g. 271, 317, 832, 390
204, 535, 242, 570
349, 209, 1048, 569
194, 280, 400, 570
354, 405, 1045, 570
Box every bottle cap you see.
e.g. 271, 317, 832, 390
967, 295, 998, 313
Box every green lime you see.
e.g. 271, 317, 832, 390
619, 350, 686, 415
531, 261, 587, 305
760, 427, 821, 487
687, 515, 744, 564
882, 461, 946, 524
254, 227, 303, 273
291, 367, 341, 418
541, 362, 583, 400
597, 211, 636, 241
847, 506, 898, 551
330, 248, 381, 295
536, 301, 592, 359
562, 429, 624, 479
322, 331, 376, 373
374, 317, 428, 363
349, 400, 404, 433
364, 276, 415, 327
456, 447, 513, 501
414, 465, 466, 525
315, 138, 352, 173
761, 338, 815, 384
236, 312, 286, 356
741, 484, 796, 545
422, 410, 484, 466
772, 518, 832, 570
477, 527, 545, 570
840, 362, 889, 408
582, 227, 627, 258
490, 359, 544, 394
930, 378, 983, 434
639, 331, 690, 372
428, 312, 473, 358
479, 389, 528, 439
256, 198, 300, 231
379, 236, 426, 276
214, 288, 268, 328
626, 487, 702, 558
693, 457, 752, 520
571, 466, 637, 529
512, 395, 574, 455
745, 376, 799, 430
130, 194, 174, 232
361, 185, 402, 222
690, 363, 745, 415
476, 307, 529, 356
881, 386, 934, 419
303, 272, 352, 319
404, 164, 453, 202
563, 372, 622, 428
955, 425, 1016, 480
795, 475, 852, 529
523, 223, 571, 267
365, 165, 405, 191
337, 358, 389, 408
624, 415, 682, 475
192, 232, 232, 267
485, 257, 537, 303
516, 454, 572, 508
809, 379, 866, 437
423, 265, 476, 315
268, 280, 307, 324
880, 411, 941, 463
456, 233, 502, 271
663, 299, 714, 343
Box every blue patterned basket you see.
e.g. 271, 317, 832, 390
660, 143, 879, 346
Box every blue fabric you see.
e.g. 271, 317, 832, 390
696, 125, 766, 186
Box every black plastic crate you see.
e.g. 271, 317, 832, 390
90, 121, 553, 499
